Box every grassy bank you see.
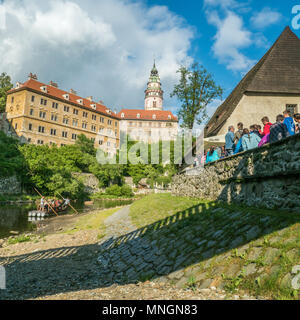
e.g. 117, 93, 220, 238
63, 207, 120, 239
129, 194, 300, 299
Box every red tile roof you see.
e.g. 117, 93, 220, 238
117, 109, 178, 121
8, 78, 119, 119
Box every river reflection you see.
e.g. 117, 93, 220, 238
0, 198, 134, 239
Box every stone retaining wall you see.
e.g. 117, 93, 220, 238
172, 134, 300, 211
0, 175, 22, 195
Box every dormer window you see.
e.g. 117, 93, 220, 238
40, 86, 47, 93
63, 93, 69, 100
106, 109, 111, 114
91, 104, 96, 110
121, 113, 125, 118
137, 113, 140, 118
16, 82, 22, 89
77, 99, 83, 105
152, 114, 156, 120
168, 115, 171, 119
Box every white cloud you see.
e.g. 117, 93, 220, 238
250, 7, 281, 29
0, 0, 194, 111
207, 10, 255, 71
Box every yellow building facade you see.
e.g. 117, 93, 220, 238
6, 74, 119, 155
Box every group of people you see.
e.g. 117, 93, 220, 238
39, 196, 70, 213
194, 111, 300, 165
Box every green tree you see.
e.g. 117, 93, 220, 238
171, 63, 223, 129
0, 73, 13, 113
75, 134, 96, 156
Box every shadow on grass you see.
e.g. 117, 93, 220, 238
0, 202, 299, 299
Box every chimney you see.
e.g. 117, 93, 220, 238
69, 89, 77, 95
86, 96, 93, 101
49, 81, 58, 88
28, 73, 38, 80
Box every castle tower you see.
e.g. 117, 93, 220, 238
144, 61, 163, 110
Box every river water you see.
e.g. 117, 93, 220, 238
0, 199, 134, 239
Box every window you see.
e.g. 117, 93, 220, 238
39, 111, 46, 119
100, 117, 104, 123
11, 97, 14, 103
52, 102, 58, 109
61, 143, 66, 147
38, 126, 45, 133
31, 96, 35, 103
91, 125, 96, 132
72, 119, 78, 127
83, 111, 88, 118
40, 98, 47, 106
92, 115, 97, 121
63, 118, 69, 125
27, 138, 31, 143
91, 138, 95, 142
62, 131, 68, 138
64, 106, 70, 112
15, 123, 17, 130
50, 129, 57, 136
107, 141, 110, 146
82, 122, 87, 129
51, 114, 58, 121
286, 104, 298, 116
37, 140, 44, 145
115, 121, 118, 126
73, 109, 78, 115
28, 123, 32, 131
72, 133, 77, 140
99, 140, 103, 145
115, 130, 118, 136
30, 109, 34, 116
108, 119, 112, 125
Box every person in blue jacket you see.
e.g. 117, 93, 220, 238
206, 146, 220, 163
241, 128, 261, 151
283, 110, 295, 136
234, 135, 244, 154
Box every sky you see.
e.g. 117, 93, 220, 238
0, 0, 299, 121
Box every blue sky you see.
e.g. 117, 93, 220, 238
0, 0, 299, 123
146, 0, 300, 116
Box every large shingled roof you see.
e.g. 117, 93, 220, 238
205, 26, 300, 137
8, 78, 119, 119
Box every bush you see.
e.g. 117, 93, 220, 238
105, 184, 133, 197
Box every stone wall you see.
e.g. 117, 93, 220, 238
172, 134, 300, 211
0, 175, 22, 195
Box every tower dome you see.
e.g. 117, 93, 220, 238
144, 61, 163, 111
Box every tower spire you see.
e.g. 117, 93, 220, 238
144, 61, 163, 111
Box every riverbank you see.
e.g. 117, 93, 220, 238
0, 194, 298, 300
0, 204, 256, 300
